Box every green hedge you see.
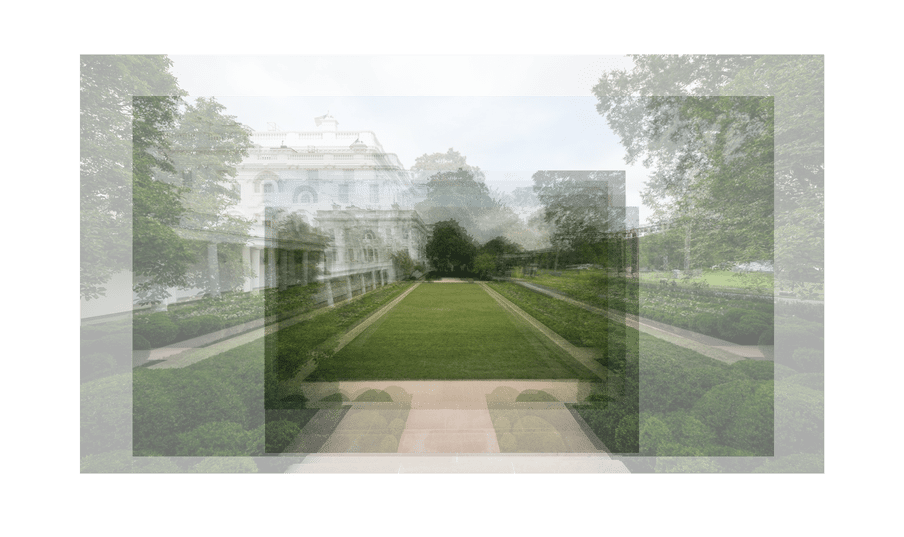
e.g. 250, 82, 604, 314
79, 450, 182, 474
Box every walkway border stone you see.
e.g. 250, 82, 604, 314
509, 279, 760, 364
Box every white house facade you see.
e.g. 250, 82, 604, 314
80, 114, 430, 319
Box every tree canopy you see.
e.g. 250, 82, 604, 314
83, 56, 191, 303
425, 219, 478, 275
592, 55, 822, 274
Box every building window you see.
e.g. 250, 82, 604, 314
299, 192, 312, 203
347, 249, 355, 263
339, 184, 350, 203
263, 183, 274, 194
370, 184, 379, 203
308, 169, 319, 180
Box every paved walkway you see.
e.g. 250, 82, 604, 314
509, 279, 764, 364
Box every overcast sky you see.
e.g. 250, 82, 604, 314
169, 56, 653, 224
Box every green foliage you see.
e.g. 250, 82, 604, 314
693, 313, 719, 337
80, 450, 181, 473
191, 457, 258, 473
177, 314, 225, 341
81, 374, 133, 456
716, 308, 771, 344
83, 352, 116, 379
729, 359, 774, 381
783, 373, 824, 392
390, 249, 418, 280
790, 347, 823, 373
133, 312, 179, 347
176, 421, 260, 457
81, 55, 185, 300
265, 420, 301, 453
425, 219, 478, 274
691, 379, 773, 454
752, 453, 823, 473
132, 334, 152, 351
134, 370, 249, 455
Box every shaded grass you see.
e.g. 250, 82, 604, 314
307, 284, 598, 381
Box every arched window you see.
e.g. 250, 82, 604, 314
293, 186, 318, 204
263, 183, 274, 194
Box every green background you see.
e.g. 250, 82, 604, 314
10, 1, 901, 535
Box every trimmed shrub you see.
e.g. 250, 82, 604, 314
389, 418, 406, 438
730, 359, 775, 381
493, 417, 512, 435
133, 369, 248, 456
752, 453, 823, 473
81, 374, 132, 456
265, 420, 301, 453
775, 382, 823, 457
79, 449, 182, 474
83, 353, 116, 379
784, 373, 824, 392
378, 434, 399, 453
178, 314, 225, 341
184, 352, 278, 429
758, 326, 774, 345
176, 421, 256, 457
192, 457, 258, 473
791, 348, 824, 374
717, 308, 771, 344
90, 334, 151, 367
578, 394, 630, 449
691, 380, 759, 442
134, 313, 179, 347
499, 432, 518, 452
694, 313, 719, 337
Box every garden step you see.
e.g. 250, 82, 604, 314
285, 454, 630, 473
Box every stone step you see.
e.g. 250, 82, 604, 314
285, 454, 630, 473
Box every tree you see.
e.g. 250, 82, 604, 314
390, 249, 418, 280
164, 97, 255, 294
81, 55, 185, 300
479, 236, 523, 276
592, 55, 823, 273
410, 148, 485, 182
532, 170, 623, 266
425, 219, 478, 275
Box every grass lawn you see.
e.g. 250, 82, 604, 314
307, 284, 598, 381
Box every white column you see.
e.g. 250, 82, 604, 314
302, 251, 309, 286
288, 250, 296, 286
207, 242, 220, 297
242, 245, 252, 292
361, 273, 367, 293
267, 248, 276, 289
346, 276, 353, 300
250, 247, 262, 293
325, 280, 334, 307
279, 249, 288, 291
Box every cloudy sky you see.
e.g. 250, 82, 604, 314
169, 55, 653, 224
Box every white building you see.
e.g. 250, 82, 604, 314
80, 114, 429, 319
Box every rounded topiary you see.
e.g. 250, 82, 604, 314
265, 420, 301, 453
752, 453, 824, 473
354, 389, 393, 402
192, 457, 258, 473
691, 313, 719, 336
494, 417, 511, 434
579, 394, 630, 446
91, 334, 151, 367
378, 434, 398, 453
499, 432, 518, 452
784, 373, 824, 392
83, 352, 116, 377
134, 313, 179, 348
178, 314, 225, 340
717, 309, 771, 344
731, 360, 797, 380
758, 326, 774, 345
791, 348, 824, 374
81, 374, 132, 457
691, 379, 758, 434
80, 450, 182, 473
389, 418, 406, 438
176, 421, 254, 457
